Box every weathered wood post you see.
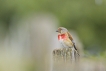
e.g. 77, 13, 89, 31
53, 48, 79, 62
52, 48, 79, 71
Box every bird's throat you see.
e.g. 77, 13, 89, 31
58, 34, 67, 40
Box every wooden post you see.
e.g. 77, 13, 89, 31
53, 48, 79, 63
52, 48, 79, 71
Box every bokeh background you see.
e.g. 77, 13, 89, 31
0, 0, 106, 71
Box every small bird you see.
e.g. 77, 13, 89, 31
56, 27, 79, 61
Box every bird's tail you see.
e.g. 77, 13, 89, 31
73, 44, 80, 56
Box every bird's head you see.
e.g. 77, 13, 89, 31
56, 27, 68, 34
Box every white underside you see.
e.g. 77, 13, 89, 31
59, 38, 69, 48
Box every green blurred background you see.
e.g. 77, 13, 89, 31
0, 0, 106, 53
0, 0, 106, 71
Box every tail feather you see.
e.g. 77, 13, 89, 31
73, 44, 80, 56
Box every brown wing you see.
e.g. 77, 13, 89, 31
67, 32, 73, 41
67, 32, 80, 56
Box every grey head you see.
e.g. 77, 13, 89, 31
56, 27, 68, 34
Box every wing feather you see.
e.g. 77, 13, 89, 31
67, 32, 80, 56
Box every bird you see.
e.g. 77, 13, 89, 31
56, 27, 79, 61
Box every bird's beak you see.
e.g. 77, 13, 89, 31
56, 30, 58, 32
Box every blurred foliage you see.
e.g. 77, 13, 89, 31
0, 0, 106, 53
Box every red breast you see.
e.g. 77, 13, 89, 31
58, 34, 67, 40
